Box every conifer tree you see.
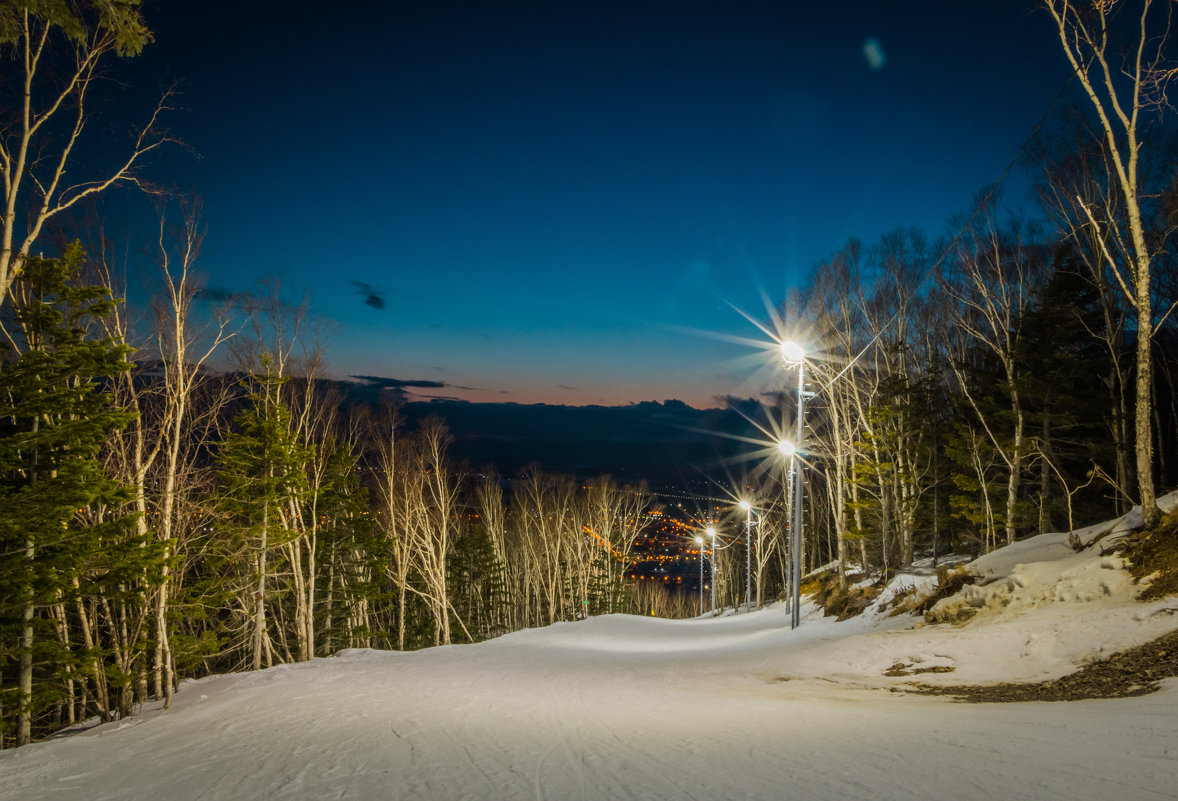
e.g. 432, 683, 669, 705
0, 245, 149, 746
309, 435, 374, 654
215, 361, 310, 671
447, 522, 506, 643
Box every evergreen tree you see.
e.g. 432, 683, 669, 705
1017, 254, 1116, 531
311, 437, 377, 654
215, 362, 311, 670
447, 522, 506, 643
0, 245, 152, 746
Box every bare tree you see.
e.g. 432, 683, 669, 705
403, 417, 468, 645
475, 470, 510, 632
751, 502, 781, 609
370, 401, 416, 649
577, 477, 651, 614
805, 242, 871, 584
944, 205, 1047, 547
1041, 0, 1177, 526
0, 2, 175, 305
1033, 129, 1136, 511
285, 370, 342, 661
511, 466, 577, 626
146, 201, 230, 702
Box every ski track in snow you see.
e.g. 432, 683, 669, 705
4, 507, 1178, 801
4, 620, 1174, 801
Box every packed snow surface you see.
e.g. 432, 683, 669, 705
4, 503, 1178, 800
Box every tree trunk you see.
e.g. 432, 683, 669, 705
253, 507, 269, 672
17, 536, 35, 747
1135, 281, 1157, 526
1005, 385, 1025, 546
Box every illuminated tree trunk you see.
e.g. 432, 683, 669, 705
1041, 0, 1171, 527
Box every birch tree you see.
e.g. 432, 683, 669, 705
475, 470, 511, 631
944, 205, 1047, 547
1033, 131, 1136, 509
0, 1, 173, 306
96, 201, 229, 705
369, 401, 415, 649
1041, 0, 1176, 526
146, 204, 230, 701
512, 466, 576, 626
407, 416, 467, 645
806, 248, 864, 584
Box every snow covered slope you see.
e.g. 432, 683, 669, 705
3, 500, 1177, 801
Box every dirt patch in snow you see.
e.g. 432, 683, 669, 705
1115, 510, 1178, 601
906, 624, 1178, 702
801, 570, 882, 621
882, 565, 977, 619
884, 662, 956, 677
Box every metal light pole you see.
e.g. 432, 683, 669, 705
706, 527, 717, 614
785, 459, 794, 615
739, 500, 752, 613
781, 341, 806, 630
695, 536, 704, 616
777, 439, 797, 619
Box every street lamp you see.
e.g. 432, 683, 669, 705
780, 340, 806, 630
780, 340, 805, 366
694, 536, 705, 616
739, 500, 753, 612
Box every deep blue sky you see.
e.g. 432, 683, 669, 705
126, 0, 1072, 407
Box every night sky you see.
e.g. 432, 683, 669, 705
123, 1, 1072, 408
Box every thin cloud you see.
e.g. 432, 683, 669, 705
198, 286, 251, 304
349, 281, 387, 310
350, 375, 491, 395
350, 375, 447, 389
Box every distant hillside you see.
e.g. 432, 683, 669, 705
386, 396, 765, 485
135, 370, 768, 487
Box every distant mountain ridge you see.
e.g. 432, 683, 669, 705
133, 367, 766, 487
389, 396, 763, 485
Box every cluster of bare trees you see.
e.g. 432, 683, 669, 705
0, 231, 658, 744
773, 175, 1173, 586
477, 468, 653, 632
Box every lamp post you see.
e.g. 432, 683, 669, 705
694, 536, 705, 616
706, 527, 717, 614
777, 439, 797, 621
781, 340, 806, 630
739, 500, 753, 613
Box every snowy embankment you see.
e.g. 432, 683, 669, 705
3, 497, 1177, 801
